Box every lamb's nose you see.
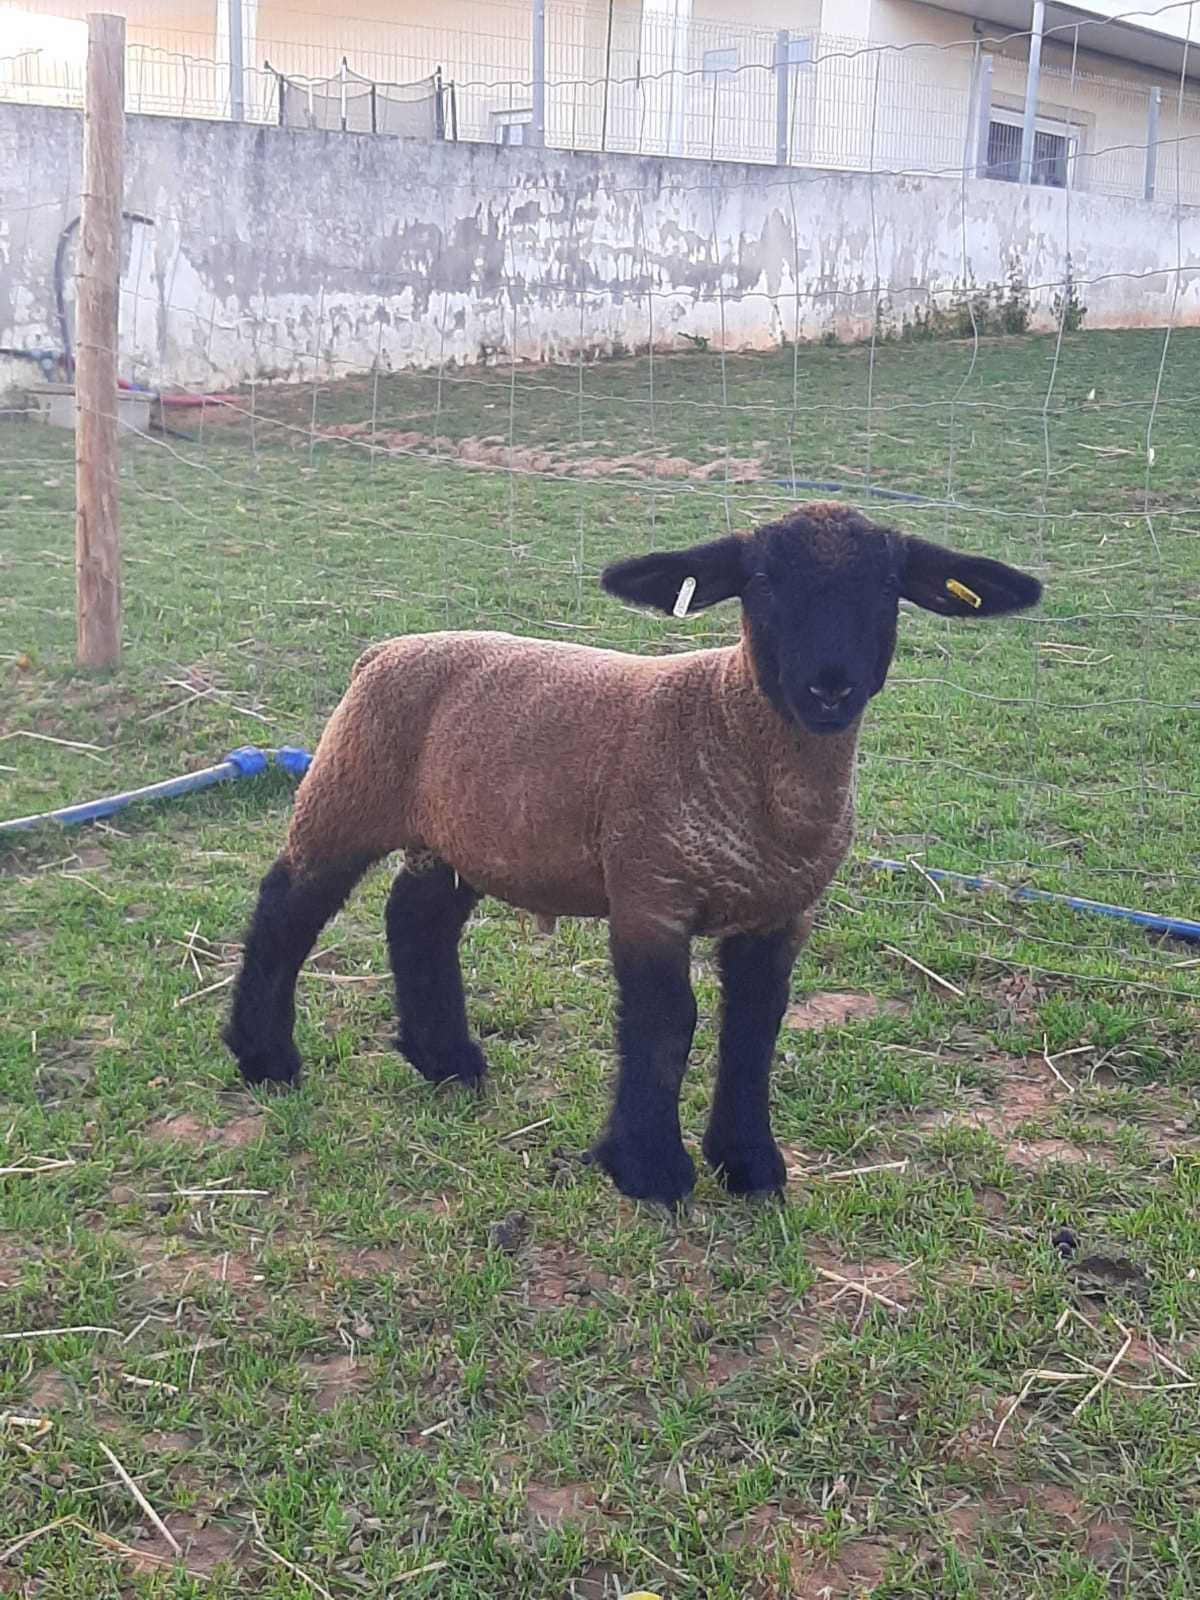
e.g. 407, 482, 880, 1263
808, 682, 854, 712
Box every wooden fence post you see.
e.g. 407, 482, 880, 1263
75, 11, 125, 669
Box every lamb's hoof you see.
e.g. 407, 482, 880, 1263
398, 1032, 487, 1091
588, 1130, 696, 1209
703, 1134, 787, 1198
228, 1037, 301, 1091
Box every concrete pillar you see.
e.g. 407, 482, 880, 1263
1144, 85, 1161, 200
974, 51, 993, 177
531, 0, 545, 146
1018, 0, 1046, 184
227, 0, 245, 121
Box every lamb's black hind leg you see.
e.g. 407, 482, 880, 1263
225, 854, 372, 1089
387, 857, 486, 1088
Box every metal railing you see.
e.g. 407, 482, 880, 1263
2, 0, 1200, 201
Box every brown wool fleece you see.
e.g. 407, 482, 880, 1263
282, 626, 858, 945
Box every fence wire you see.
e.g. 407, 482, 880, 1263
4, 0, 1200, 198
1, 10, 1199, 1008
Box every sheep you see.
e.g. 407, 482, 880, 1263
224, 502, 1041, 1207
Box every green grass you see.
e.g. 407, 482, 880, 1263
1, 329, 1198, 1598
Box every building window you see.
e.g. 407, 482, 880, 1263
491, 107, 531, 145
702, 47, 739, 83
986, 115, 1075, 186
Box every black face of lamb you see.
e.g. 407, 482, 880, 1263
600, 505, 1044, 739
739, 525, 901, 735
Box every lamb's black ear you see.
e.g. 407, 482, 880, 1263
899, 536, 1043, 618
600, 536, 747, 615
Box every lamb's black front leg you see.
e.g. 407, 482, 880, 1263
703, 917, 807, 1196
591, 927, 697, 1207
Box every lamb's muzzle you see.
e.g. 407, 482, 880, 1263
224, 502, 1042, 1207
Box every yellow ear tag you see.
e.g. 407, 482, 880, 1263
946, 578, 982, 609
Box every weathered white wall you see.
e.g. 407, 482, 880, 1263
1, 102, 1198, 394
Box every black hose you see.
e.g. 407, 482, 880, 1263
53, 211, 155, 377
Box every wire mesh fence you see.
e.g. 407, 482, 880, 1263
2, 9, 1200, 1013
5, 17, 1200, 1595
5, 0, 1200, 198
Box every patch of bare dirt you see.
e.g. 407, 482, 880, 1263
525, 1481, 606, 1531
304, 1353, 370, 1413
789, 1536, 895, 1598
126, 1514, 243, 1577
927, 1069, 1112, 1168
34, 1039, 100, 1098
948, 1394, 1021, 1461
754, 1318, 825, 1361
654, 1233, 738, 1294
990, 1487, 1132, 1565
806, 1248, 917, 1312
146, 1111, 265, 1147
520, 1243, 621, 1310
0, 1237, 28, 1287
702, 1346, 758, 1384
331, 1245, 414, 1278
1006, 1137, 1096, 1169
1035, 1484, 1085, 1520
124, 1237, 267, 1306
868, 1389, 920, 1442
145, 1112, 208, 1143
318, 422, 764, 482
71, 845, 109, 873
569, 1564, 625, 1599
943, 1503, 984, 1549
26, 1369, 71, 1411
525, 1358, 561, 1397
1119, 485, 1178, 515
141, 1430, 196, 1454
784, 992, 907, 1030
1084, 1518, 1130, 1565
947, 1071, 1057, 1133
725, 1503, 787, 1553
165, 1250, 263, 1292
994, 971, 1047, 1022
975, 1185, 1009, 1219
213, 1113, 266, 1147
522, 1409, 551, 1439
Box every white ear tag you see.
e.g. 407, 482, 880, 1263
672, 576, 697, 617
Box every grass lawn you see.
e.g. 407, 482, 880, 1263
1, 328, 1198, 1598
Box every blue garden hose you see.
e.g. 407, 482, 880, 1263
866, 857, 1200, 945
0, 745, 310, 833
1, 744, 1196, 945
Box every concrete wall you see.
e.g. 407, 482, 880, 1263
1, 102, 1198, 394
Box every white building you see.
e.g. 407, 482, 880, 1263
2, 0, 1198, 202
